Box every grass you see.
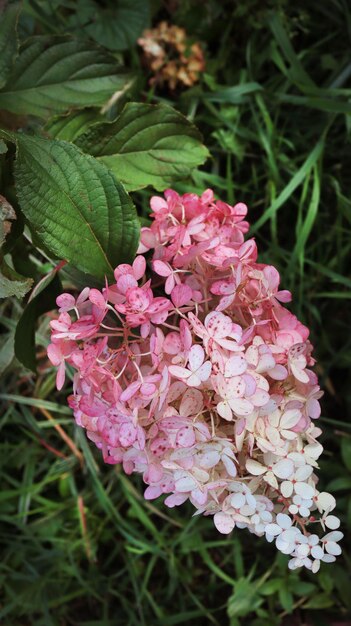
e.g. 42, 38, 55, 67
1, 0, 351, 624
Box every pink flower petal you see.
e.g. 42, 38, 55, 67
214, 512, 235, 534
188, 344, 205, 371
225, 354, 247, 376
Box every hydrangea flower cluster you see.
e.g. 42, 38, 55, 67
48, 189, 342, 572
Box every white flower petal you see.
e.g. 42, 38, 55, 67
323, 531, 343, 543
217, 401, 233, 421
296, 544, 309, 557
325, 515, 340, 530
273, 458, 294, 479
295, 465, 313, 481
294, 482, 315, 499
312, 559, 321, 573
325, 542, 341, 556
276, 513, 292, 529
230, 493, 246, 509
311, 546, 324, 560
322, 554, 336, 563
281, 480, 293, 498
214, 512, 235, 534
265, 523, 281, 536
175, 476, 197, 492
246, 459, 267, 475
280, 409, 301, 430
316, 492, 336, 512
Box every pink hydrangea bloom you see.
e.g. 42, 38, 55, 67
48, 189, 342, 572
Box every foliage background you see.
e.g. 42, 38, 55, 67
1, 0, 351, 624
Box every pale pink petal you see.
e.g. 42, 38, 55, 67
56, 362, 65, 390
140, 382, 156, 396
256, 353, 276, 374
175, 475, 197, 492
188, 344, 205, 371
89, 288, 106, 309
269, 365, 288, 380
144, 485, 162, 500
228, 397, 254, 416
76, 287, 90, 305
205, 311, 232, 338
198, 450, 220, 468
163, 332, 181, 354
307, 398, 321, 419
217, 401, 233, 421
117, 273, 140, 294
227, 376, 245, 398
291, 362, 310, 383
280, 409, 301, 430
56, 293, 75, 310
230, 493, 246, 508
132, 255, 146, 280
276, 290, 292, 302
120, 381, 141, 402
47, 343, 62, 366
171, 284, 192, 307
168, 365, 191, 379
176, 426, 196, 447
198, 361, 212, 382
152, 261, 171, 277
179, 389, 203, 417
225, 354, 247, 377
222, 454, 237, 477
150, 196, 168, 212
250, 389, 270, 407
242, 374, 257, 396
186, 372, 202, 387
214, 512, 235, 534
164, 493, 188, 507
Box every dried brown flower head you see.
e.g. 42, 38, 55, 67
138, 21, 205, 90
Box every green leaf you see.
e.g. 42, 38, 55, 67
268, 13, 316, 91
76, 102, 210, 191
0, 2, 21, 89
227, 578, 263, 618
13, 134, 139, 281
203, 82, 263, 104
260, 579, 282, 596
0, 35, 133, 118
0, 258, 33, 299
0, 329, 15, 375
303, 593, 334, 609
341, 438, 351, 472
70, 0, 150, 51
44, 109, 104, 142
14, 267, 62, 371
251, 137, 325, 234
326, 476, 351, 492
278, 585, 293, 613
